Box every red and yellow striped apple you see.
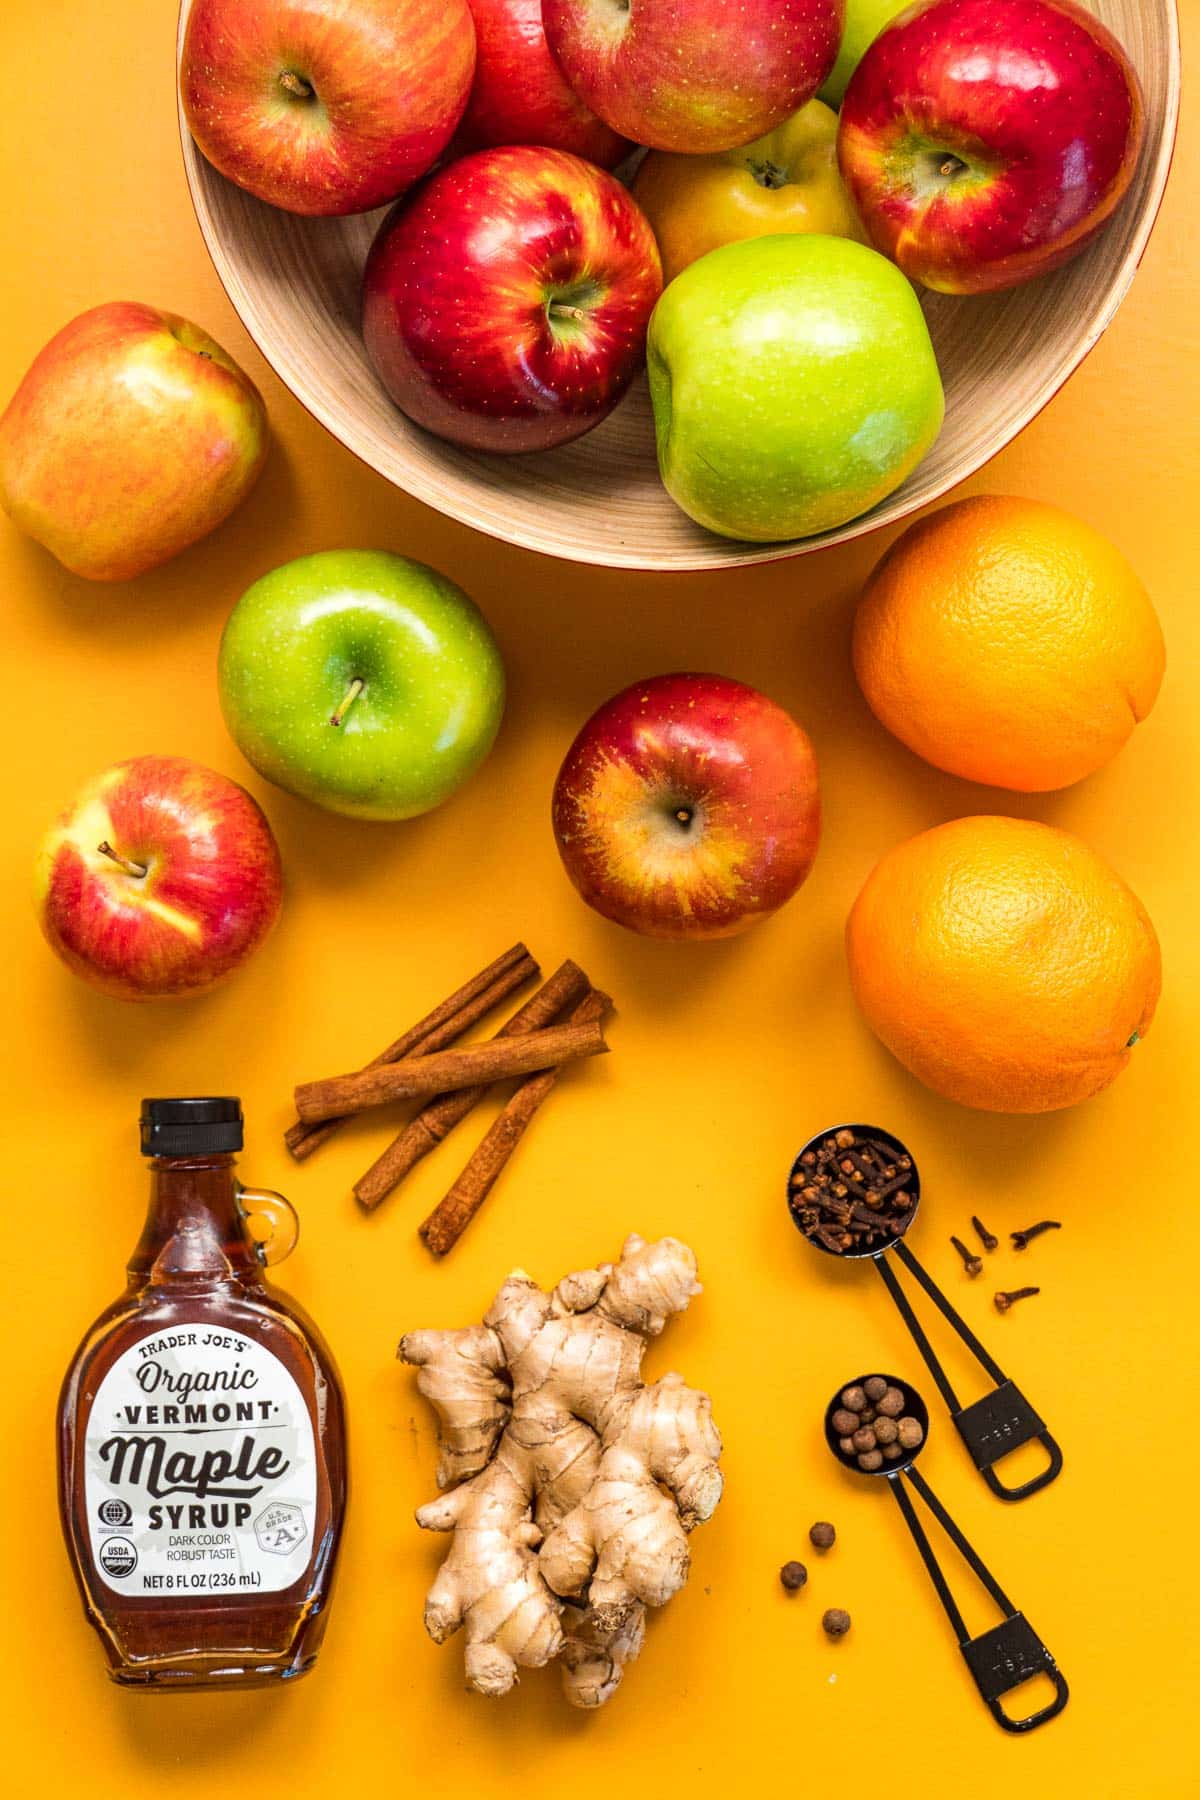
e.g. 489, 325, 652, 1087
455, 0, 631, 169
542, 0, 843, 153
552, 674, 821, 940
181, 0, 476, 216
0, 303, 267, 582
838, 0, 1145, 295
35, 756, 283, 1001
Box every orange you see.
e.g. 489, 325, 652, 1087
852, 495, 1165, 791
846, 816, 1161, 1114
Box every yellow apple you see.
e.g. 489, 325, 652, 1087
631, 100, 864, 285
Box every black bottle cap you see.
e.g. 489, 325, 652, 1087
140, 1097, 243, 1158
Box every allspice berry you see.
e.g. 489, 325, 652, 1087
831, 1408, 861, 1437
876, 1387, 905, 1418
851, 1426, 877, 1453
822, 1608, 852, 1639
896, 1417, 925, 1450
864, 1376, 888, 1402
809, 1521, 836, 1550
873, 1416, 898, 1445
780, 1560, 808, 1592
841, 1385, 868, 1413
857, 1449, 884, 1471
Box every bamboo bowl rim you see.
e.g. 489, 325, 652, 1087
176, 0, 1181, 572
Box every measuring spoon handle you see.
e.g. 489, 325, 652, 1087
891, 1467, 1069, 1734
880, 1245, 1063, 1500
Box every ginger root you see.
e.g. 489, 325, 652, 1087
398, 1233, 723, 1706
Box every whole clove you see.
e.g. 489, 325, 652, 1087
971, 1214, 999, 1252
1011, 1219, 1062, 1250
951, 1234, 982, 1276
994, 1286, 1041, 1314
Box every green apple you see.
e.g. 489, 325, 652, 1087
820, 0, 911, 108
218, 549, 505, 821
646, 234, 943, 543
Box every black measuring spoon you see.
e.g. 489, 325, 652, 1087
789, 1123, 1062, 1500
824, 1372, 1069, 1733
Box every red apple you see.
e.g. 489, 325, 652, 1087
454, 0, 631, 169
180, 0, 477, 216
362, 146, 662, 453
0, 303, 266, 583
36, 756, 283, 1001
838, 0, 1145, 295
541, 0, 843, 154
552, 674, 821, 940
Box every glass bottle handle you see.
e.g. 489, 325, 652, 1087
235, 1185, 299, 1267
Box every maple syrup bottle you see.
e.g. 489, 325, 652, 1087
58, 1098, 347, 1688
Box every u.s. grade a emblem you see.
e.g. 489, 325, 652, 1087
254, 1502, 307, 1555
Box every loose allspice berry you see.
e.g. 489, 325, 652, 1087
780, 1560, 808, 1592
809, 1521, 836, 1550
822, 1607, 852, 1639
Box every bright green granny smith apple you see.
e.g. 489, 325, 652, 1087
647, 234, 943, 543
819, 0, 911, 108
218, 549, 505, 821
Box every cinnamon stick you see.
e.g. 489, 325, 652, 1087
294, 1019, 608, 1124
284, 943, 537, 1161
354, 958, 590, 1212
419, 989, 611, 1257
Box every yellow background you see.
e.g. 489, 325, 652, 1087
1, 2, 1196, 1793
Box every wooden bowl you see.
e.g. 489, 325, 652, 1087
177, 1, 1179, 572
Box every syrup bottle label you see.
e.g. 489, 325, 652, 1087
84, 1325, 318, 1596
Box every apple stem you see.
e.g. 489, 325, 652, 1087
549, 303, 587, 322
748, 158, 790, 191
97, 840, 148, 880
278, 70, 315, 101
330, 678, 365, 728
